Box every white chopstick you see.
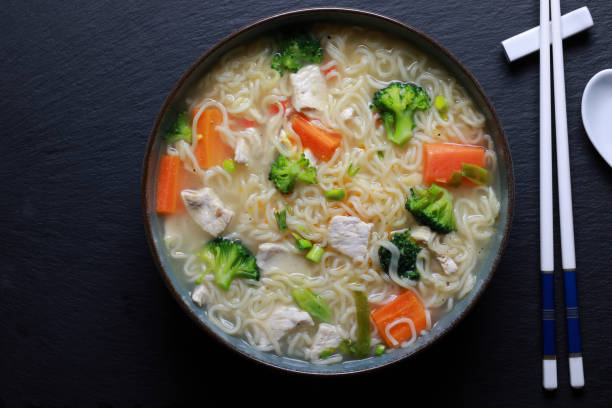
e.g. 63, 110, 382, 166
550, 0, 585, 389
540, 0, 557, 391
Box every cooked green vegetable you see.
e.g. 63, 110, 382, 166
434, 95, 449, 120
347, 163, 360, 178
406, 184, 456, 233
446, 164, 489, 187
274, 209, 287, 231
296, 239, 313, 250
377, 150, 385, 159
434, 95, 448, 111
374, 344, 386, 356
164, 111, 192, 143
448, 170, 463, 187
372, 82, 431, 146
378, 230, 421, 280
195, 238, 259, 290
271, 33, 323, 76
292, 287, 331, 322
306, 245, 324, 263
269, 153, 317, 194
222, 158, 236, 173
296, 225, 309, 236
325, 188, 346, 201
292, 233, 312, 250
338, 339, 356, 355
320, 349, 334, 358
461, 163, 489, 185
353, 290, 371, 358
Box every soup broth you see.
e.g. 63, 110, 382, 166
157, 24, 500, 364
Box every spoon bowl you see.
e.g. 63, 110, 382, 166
582, 69, 612, 167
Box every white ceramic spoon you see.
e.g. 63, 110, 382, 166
582, 69, 612, 167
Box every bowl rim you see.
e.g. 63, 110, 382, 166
141, 7, 515, 375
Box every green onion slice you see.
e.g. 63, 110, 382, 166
461, 163, 488, 185
353, 290, 371, 358
306, 245, 324, 263
448, 170, 463, 187
291, 233, 312, 250
434, 95, 449, 120
274, 209, 287, 231
222, 158, 236, 173
325, 188, 346, 201
347, 163, 360, 178
292, 287, 331, 322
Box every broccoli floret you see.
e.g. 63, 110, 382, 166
378, 231, 421, 280
195, 238, 259, 290
372, 82, 431, 146
164, 111, 192, 143
406, 184, 456, 233
269, 153, 317, 194
271, 33, 323, 76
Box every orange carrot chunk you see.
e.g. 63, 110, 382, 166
371, 291, 427, 348
193, 108, 233, 168
291, 113, 341, 161
423, 142, 485, 184
156, 155, 180, 214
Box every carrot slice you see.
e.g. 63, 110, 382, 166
371, 291, 427, 348
156, 155, 180, 214
193, 108, 233, 168
291, 113, 341, 161
423, 142, 485, 184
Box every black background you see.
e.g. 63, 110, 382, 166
2, 0, 611, 406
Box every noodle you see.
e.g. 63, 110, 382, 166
385, 317, 416, 347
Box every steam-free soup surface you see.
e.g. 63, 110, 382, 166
156, 24, 500, 364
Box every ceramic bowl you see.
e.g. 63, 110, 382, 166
142, 8, 514, 375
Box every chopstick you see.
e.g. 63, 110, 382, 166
550, 0, 585, 389
539, 0, 557, 391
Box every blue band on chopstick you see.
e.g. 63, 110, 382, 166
563, 269, 582, 355
541, 271, 556, 357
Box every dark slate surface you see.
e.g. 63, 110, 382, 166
1, 0, 611, 406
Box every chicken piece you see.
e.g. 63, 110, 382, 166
233, 128, 260, 165
308, 323, 344, 360
181, 188, 234, 236
256, 243, 313, 277
289, 65, 328, 112
191, 284, 209, 307
257, 305, 314, 346
410, 225, 433, 243
255, 243, 288, 273
234, 138, 249, 164
328, 216, 372, 262
409, 225, 458, 275
436, 254, 458, 275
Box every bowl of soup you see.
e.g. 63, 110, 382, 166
142, 8, 514, 374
